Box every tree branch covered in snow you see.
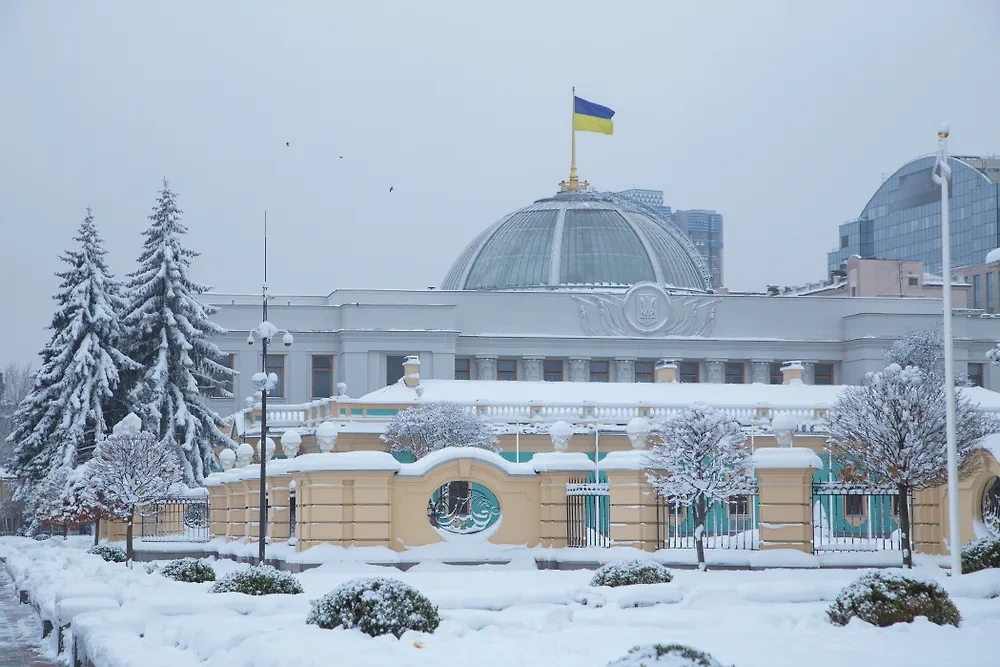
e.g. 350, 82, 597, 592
826, 363, 996, 566
89, 429, 182, 563
122, 182, 233, 485
886, 329, 970, 386
6, 209, 138, 480
32, 463, 100, 530
380, 402, 498, 459
645, 404, 752, 569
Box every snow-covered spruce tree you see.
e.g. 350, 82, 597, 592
89, 427, 182, 565
886, 328, 970, 386
32, 463, 99, 537
826, 363, 994, 568
645, 404, 752, 570
122, 181, 233, 484
6, 209, 137, 481
380, 401, 499, 459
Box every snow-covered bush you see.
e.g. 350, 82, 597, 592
591, 560, 673, 588
88, 543, 126, 563
607, 644, 728, 667
160, 558, 216, 583
380, 402, 498, 459
306, 577, 440, 638
827, 571, 960, 627
961, 537, 1000, 574
32, 533, 50, 541
209, 564, 303, 596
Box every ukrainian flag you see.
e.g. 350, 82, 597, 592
573, 96, 615, 135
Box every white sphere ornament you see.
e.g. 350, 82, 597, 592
626, 417, 652, 450
549, 421, 574, 452
280, 429, 302, 458
218, 448, 237, 471
263, 437, 276, 462
316, 421, 340, 453
236, 442, 255, 467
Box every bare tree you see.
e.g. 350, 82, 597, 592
826, 364, 995, 568
89, 422, 182, 565
0, 362, 34, 460
645, 404, 753, 570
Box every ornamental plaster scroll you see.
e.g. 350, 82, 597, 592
573, 282, 720, 338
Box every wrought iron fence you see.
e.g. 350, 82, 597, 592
812, 482, 902, 552
655, 493, 759, 550
565, 479, 610, 547
289, 484, 297, 542
139, 497, 210, 542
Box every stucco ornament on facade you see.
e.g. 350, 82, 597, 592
574, 282, 719, 337
549, 421, 573, 452
315, 421, 340, 453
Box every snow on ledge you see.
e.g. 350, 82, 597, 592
286, 451, 402, 473
530, 452, 596, 473
752, 447, 823, 470
599, 450, 650, 471
397, 447, 537, 477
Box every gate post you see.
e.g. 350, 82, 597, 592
266, 461, 294, 544
602, 451, 658, 551
204, 474, 228, 540
533, 453, 596, 548
752, 448, 822, 553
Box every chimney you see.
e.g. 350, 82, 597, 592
780, 360, 804, 384
655, 359, 678, 383
403, 355, 421, 388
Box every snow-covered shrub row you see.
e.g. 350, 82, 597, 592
160, 558, 216, 583
306, 577, 441, 638
607, 643, 729, 667
961, 537, 1000, 574
87, 543, 126, 563
827, 571, 960, 627
209, 564, 303, 596
591, 560, 673, 588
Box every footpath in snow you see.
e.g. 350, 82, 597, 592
2, 536, 999, 667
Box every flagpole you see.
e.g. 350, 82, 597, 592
570, 86, 577, 186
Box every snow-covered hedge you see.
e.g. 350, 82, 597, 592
209, 564, 303, 596
306, 577, 441, 638
87, 543, 126, 563
160, 558, 216, 583
591, 560, 673, 588
962, 537, 1000, 574
607, 643, 728, 666
827, 571, 960, 627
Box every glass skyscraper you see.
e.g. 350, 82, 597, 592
615, 188, 724, 289
828, 155, 1000, 276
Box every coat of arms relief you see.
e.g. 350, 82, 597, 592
573, 282, 719, 337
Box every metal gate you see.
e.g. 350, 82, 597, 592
812, 482, 902, 552
655, 494, 759, 550
139, 497, 211, 542
566, 479, 610, 548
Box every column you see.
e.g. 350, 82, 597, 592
523, 357, 543, 382
475, 355, 497, 381
243, 469, 262, 543
752, 448, 823, 553
568, 358, 589, 382
614, 358, 635, 383
750, 360, 771, 385
912, 487, 944, 555
227, 476, 247, 541
705, 360, 725, 384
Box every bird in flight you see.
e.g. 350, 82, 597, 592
389, 186, 394, 193
285, 142, 290, 147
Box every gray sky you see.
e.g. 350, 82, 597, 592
3, 1, 1000, 366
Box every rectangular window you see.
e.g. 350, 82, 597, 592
769, 362, 783, 385
968, 363, 985, 388
724, 362, 744, 384
311, 355, 333, 398
203, 353, 235, 398
814, 363, 835, 385
386, 354, 407, 386
497, 359, 517, 381
264, 354, 285, 398
840, 235, 849, 249
989, 272, 996, 314
907, 276, 918, 287
590, 360, 610, 382
634, 360, 654, 383
974, 274, 982, 309
679, 362, 700, 383
844, 494, 864, 517
543, 360, 563, 382
454, 358, 471, 380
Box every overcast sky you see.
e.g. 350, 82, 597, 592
3, 1, 1000, 366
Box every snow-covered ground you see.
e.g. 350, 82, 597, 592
3, 537, 998, 666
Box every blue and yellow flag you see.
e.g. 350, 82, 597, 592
573, 96, 615, 135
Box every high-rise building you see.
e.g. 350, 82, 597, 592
828, 154, 1000, 276
614, 189, 724, 289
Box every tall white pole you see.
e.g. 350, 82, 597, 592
933, 122, 962, 576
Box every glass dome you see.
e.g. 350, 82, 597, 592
441, 191, 712, 292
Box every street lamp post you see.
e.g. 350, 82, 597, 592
247, 282, 293, 564
932, 122, 962, 576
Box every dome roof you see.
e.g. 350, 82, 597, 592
441, 191, 712, 292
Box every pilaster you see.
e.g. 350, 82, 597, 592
705, 359, 726, 384
522, 357, 543, 382
475, 355, 497, 381
568, 358, 589, 383
614, 358, 635, 383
